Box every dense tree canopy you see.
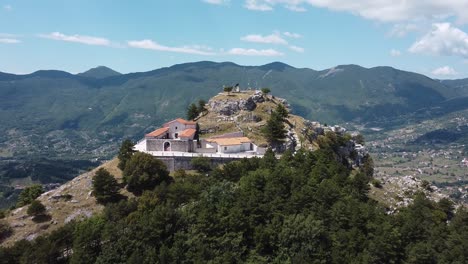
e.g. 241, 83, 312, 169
190, 156, 211, 173
123, 152, 172, 196
1, 132, 467, 263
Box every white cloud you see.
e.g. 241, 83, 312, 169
409, 23, 468, 58
227, 48, 283, 56
241, 33, 288, 45
431, 66, 458, 76
39, 32, 112, 46
243, 0, 468, 23
388, 23, 420, 37
0, 38, 20, 44
289, 45, 304, 53
128, 39, 215, 55
285, 4, 306, 12
3, 4, 12, 11
202, 0, 229, 5
283, 31, 302, 38
244, 0, 273, 11
390, 49, 401, 57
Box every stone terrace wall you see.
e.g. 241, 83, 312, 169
156, 156, 240, 171
147, 139, 192, 152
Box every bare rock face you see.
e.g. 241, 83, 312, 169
285, 130, 297, 151
209, 95, 258, 116
239, 97, 257, 111
251, 93, 265, 103
209, 100, 239, 116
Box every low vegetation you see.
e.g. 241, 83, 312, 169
26, 200, 46, 218
0, 220, 12, 242
190, 156, 211, 173
1, 133, 466, 263
16, 184, 44, 208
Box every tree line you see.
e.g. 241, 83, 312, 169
1, 132, 467, 263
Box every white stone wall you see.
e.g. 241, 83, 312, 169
166, 121, 196, 139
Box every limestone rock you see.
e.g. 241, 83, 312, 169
239, 97, 257, 111
251, 93, 265, 103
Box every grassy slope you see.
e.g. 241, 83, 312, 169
1, 158, 127, 247
196, 91, 312, 149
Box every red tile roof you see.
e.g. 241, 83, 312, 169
206, 137, 251, 146
163, 118, 196, 127
145, 127, 169, 138
179, 128, 196, 138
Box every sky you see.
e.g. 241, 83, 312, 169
1, 0, 468, 79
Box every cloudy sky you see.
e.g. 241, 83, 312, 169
1, 0, 468, 78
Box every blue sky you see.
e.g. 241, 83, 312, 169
1, 0, 468, 79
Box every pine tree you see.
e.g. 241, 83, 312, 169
92, 168, 121, 204
276, 104, 289, 120
187, 103, 199, 120
198, 99, 207, 114
118, 139, 134, 171
262, 111, 287, 145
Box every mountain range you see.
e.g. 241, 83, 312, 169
0, 61, 467, 185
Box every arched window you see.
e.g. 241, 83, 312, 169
163, 141, 171, 151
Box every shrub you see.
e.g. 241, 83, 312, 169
27, 200, 46, 217
261, 87, 271, 95
191, 156, 211, 173
17, 184, 44, 207
371, 179, 382, 188
0, 220, 12, 242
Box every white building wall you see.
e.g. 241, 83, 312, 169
166, 121, 196, 139
218, 144, 242, 153
167, 122, 184, 139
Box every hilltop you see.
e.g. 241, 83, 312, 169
0, 89, 458, 250
1, 61, 467, 208
77, 66, 122, 79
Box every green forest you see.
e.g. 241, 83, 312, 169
1, 133, 467, 264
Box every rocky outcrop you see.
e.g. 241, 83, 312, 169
239, 97, 257, 111
301, 120, 366, 167
375, 175, 448, 214
209, 95, 260, 116
251, 92, 265, 103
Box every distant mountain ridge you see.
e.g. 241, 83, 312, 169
0, 61, 467, 162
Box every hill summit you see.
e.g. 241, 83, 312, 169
77, 66, 121, 79
0, 88, 456, 261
